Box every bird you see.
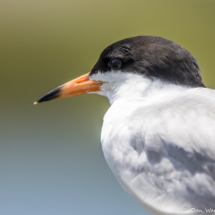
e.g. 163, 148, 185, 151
35, 36, 215, 215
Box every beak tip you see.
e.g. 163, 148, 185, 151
34, 86, 62, 105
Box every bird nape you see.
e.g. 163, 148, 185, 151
35, 36, 215, 215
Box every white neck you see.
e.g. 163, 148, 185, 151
90, 71, 188, 105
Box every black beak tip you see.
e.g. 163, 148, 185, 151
34, 86, 62, 105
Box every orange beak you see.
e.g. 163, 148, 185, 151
34, 73, 103, 104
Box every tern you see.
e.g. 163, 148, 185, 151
35, 36, 215, 215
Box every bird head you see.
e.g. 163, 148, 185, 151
34, 36, 205, 105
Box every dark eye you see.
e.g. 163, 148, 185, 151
109, 58, 122, 70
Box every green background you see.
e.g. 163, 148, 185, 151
1, 0, 215, 214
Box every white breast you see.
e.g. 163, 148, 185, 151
90, 71, 215, 215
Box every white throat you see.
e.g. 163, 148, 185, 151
90, 71, 187, 105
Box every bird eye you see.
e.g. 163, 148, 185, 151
110, 58, 122, 70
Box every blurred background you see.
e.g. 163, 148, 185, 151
1, 0, 215, 214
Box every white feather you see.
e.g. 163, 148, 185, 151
89, 71, 215, 215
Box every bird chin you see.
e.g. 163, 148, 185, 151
87, 91, 105, 96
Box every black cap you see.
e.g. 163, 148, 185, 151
90, 36, 205, 88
